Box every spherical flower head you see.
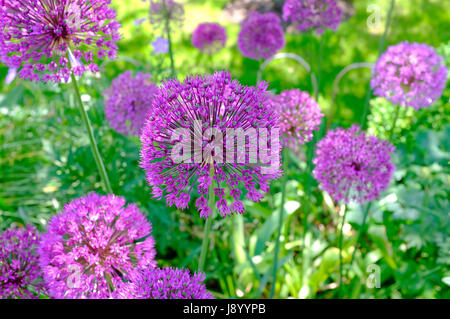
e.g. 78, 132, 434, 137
149, 0, 184, 29
371, 41, 448, 110
271, 89, 323, 149
116, 267, 214, 299
104, 71, 159, 136
282, 0, 342, 34
38, 193, 156, 299
238, 11, 285, 60
313, 125, 395, 204
1, 225, 44, 299
192, 23, 227, 55
140, 71, 282, 219
0, 0, 121, 83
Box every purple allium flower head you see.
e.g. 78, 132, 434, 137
192, 23, 227, 55
38, 193, 156, 299
238, 11, 285, 60
371, 41, 448, 110
116, 267, 214, 299
282, 0, 342, 34
140, 71, 281, 218
313, 125, 395, 204
151, 36, 169, 54
104, 71, 158, 136
149, 0, 184, 29
270, 89, 323, 149
0, 225, 44, 299
0, 0, 121, 83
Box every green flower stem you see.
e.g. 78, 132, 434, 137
360, 0, 396, 129
270, 147, 289, 299
389, 104, 400, 140
338, 203, 348, 293
350, 202, 372, 265
70, 72, 112, 194
163, 3, 176, 78
198, 168, 216, 272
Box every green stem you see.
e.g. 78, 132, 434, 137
70, 73, 112, 194
350, 202, 371, 265
360, 0, 396, 129
164, 7, 176, 78
389, 104, 400, 140
198, 171, 215, 272
339, 204, 348, 294
269, 147, 289, 299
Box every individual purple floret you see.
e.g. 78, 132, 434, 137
149, 0, 184, 29
282, 0, 342, 34
192, 23, 227, 54
238, 11, 285, 60
116, 267, 214, 299
0, 0, 121, 83
371, 41, 448, 110
104, 71, 159, 136
38, 193, 156, 299
270, 89, 324, 149
140, 71, 281, 218
0, 225, 44, 299
313, 125, 395, 204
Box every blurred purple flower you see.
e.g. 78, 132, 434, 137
140, 71, 281, 218
134, 18, 147, 25
0, 225, 44, 299
4, 68, 17, 85
149, 0, 184, 29
371, 41, 448, 110
151, 36, 169, 54
282, 0, 343, 34
0, 0, 121, 83
192, 23, 227, 54
313, 125, 395, 204
104, 71, 158, 136
38, 193, 156, 299
238, 11, 285, 60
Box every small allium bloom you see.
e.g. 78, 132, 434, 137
313, 125, 395, 203
238, 11, 285, 60
0, 225, 44, 299
117, 267, 214, 299
192, 23, 227, 54
282, 0, 342, 34
104, 71, 158, 136
38, 193, 156, 299
271, 89, 323, 149
140, 71, 281, 218
371, 41, 448, 110
0, 0, 121, 83
149, 0, 184, 29
151, 36, 169, 54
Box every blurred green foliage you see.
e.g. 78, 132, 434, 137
0, 0, 449, 299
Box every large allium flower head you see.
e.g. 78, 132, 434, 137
0, 0, 121, 83
313, 125, 395, 204
192, 23, 227, 55
149, 0, 184, 29
38, 193, 156, 299
371, 41, 448, 110
282, 0, 342, 34
0, 225, 44, 299
116, 267, 214, 299
140, 71, 282, 219
104, 71, 159, 136
271, 89, 324, 149
238, 11, 285, 60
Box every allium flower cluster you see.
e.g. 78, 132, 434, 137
0, 0, 121, 83
38, 193, 156, 299
104, 71, 159, 136
270, 89, 323, 149
282, 0, 342, 34
117, 267, 214, 299
371, 41, 448, 110
149, 0, 184, 29
313, 125, 395, 204
192, 23, 227, 54
238, 11, 285, 60
0, 225, 44, 299
140, 71, 281, 218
